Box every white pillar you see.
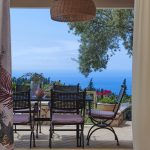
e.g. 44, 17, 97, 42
132, 0, 150, 150
0, 0, 13, 149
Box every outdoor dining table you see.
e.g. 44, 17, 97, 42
31, 95, 93, 138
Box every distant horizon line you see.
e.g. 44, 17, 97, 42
12, 70, 132, 79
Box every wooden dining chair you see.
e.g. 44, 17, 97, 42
13, 90, 35, 148
87, 79, 126, 146
49, 89, 86, 148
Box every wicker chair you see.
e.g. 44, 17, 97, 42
87, 79, 126, 146
13, 90, 35, 148
49, 89, 86, 148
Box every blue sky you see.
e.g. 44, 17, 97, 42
10, 9, 132, 75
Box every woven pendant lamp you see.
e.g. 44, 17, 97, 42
50, 0, 96, 22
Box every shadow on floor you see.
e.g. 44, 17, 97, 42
15, 134, 133, 149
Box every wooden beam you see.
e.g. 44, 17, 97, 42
10, 0, 134, 8
95, 0, 134, 8
10, 0, 51, 8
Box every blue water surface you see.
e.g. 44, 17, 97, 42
12, 70, 132, 95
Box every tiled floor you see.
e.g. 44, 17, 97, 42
14, 121, 133, 150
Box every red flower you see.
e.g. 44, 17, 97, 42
96, 90, 112, 96
96, 91, 102, 96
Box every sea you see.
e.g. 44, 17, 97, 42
12, 70, 132, 95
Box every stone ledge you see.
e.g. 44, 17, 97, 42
111, 103, 131, 127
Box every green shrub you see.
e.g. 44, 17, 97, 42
122, 94, 132, 103
98, 96, 116, 104
97, 94, 132, 104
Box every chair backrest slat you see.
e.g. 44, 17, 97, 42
53, 83, 80, 92
113, 79, 127, 115
13, 90, 31, 111
51, 90, 86, 114
15, 85, 30, 92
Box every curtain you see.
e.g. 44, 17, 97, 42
132, 0, 150, 150
0, 0, 14, 149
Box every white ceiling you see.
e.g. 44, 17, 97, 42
10, 0, 134, 8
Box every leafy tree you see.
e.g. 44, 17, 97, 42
21, 72, 44, 83
12, 73, 52, 88
68, 9, 134, 76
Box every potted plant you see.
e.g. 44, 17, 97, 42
97, 96, 116, 111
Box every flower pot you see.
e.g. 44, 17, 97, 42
96, 102, 117, 111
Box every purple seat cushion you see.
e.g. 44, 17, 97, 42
14, 114, 30, 124
52, 114, 84, 124
90, 109, 115, 119
53, 109, 76, 113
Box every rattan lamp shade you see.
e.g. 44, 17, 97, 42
50, 0, 96, 22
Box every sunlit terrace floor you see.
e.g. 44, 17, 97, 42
14, 121, 133, 150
